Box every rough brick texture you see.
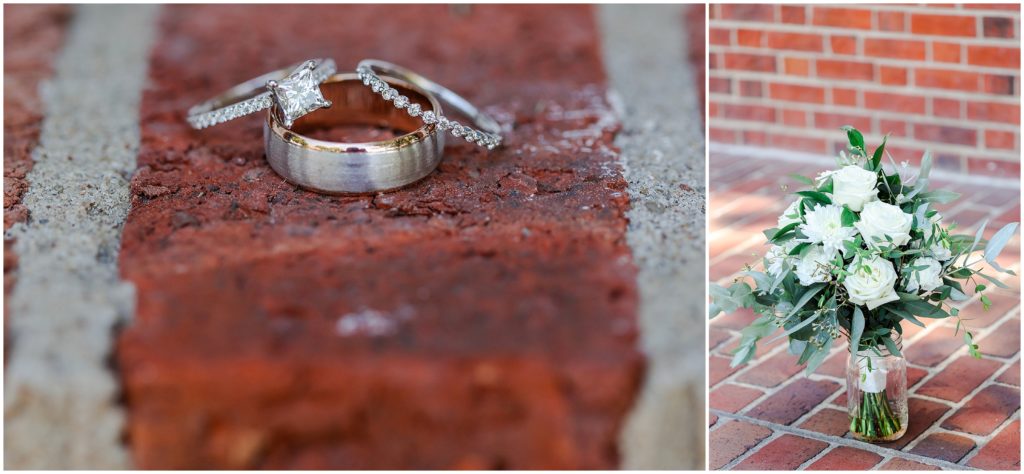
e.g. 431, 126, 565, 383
117, 5, 643, 469
709, 151, 1020, 470
709, 4, 1021, 177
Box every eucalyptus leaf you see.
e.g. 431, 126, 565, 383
984, 222, 1018, 272
851, 307, 865, 355
919, 190, 961, 204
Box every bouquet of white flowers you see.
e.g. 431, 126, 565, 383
710, 127, 1018, 442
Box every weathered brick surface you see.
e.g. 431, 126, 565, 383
968, 419, 1021, 470
709, 4, 1021, 176
879, 457, 942, 470
806, 446, 881, 470
731, 434, 827, 470
709, 151, 1020, 470
117, 5, 643, 469
709, 420, 772, 470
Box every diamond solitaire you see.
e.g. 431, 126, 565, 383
185, 58, 335, 130
267, 61, 332, 128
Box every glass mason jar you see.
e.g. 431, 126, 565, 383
846, 333, 908, 442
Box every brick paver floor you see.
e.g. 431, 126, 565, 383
709, 148, 1021, 470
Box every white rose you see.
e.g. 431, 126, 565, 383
831, 165, 878, 212
795, 245, 833, 286
905, 257, 943, 293
844, 256, 900, 310
856, 201, 913, 248
800, 204, 857, 256
929, 240, 952, 261
778, 201, 802, 228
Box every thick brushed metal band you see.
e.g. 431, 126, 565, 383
264, 73, 445, 194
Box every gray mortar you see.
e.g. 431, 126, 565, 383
4, 5, 158, 469
598, 5, 707, 470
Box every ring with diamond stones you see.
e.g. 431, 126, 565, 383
356, 59, 503, 150
186, 58, 336, 130
264, 72, 445, 194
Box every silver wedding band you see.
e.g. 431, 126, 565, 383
264, 72, 445, 194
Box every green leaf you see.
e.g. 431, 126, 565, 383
796, 190, 832, 206
841, 206, 858, 227
984, 222, 1018, 272
805, 337, 833, 375
919, 190, 961, 204
770, 311, 821, 343
789, 174, 814, 186
851, 307, 865, 356
882, 336, 903, 358
769, 222, 801, 243
886, 306, 926, 328
968, 220, 989, 258
870, 134, 888, 170
842, 126, 865, 155
976, 272, 1010, 289
788, 242, 811, 256
783, 284, 826, 320
903, 299, 949, 318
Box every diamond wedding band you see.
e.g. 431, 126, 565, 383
264, 73, 445, 194
356, 59, 503, 150
187, 58, 336, 129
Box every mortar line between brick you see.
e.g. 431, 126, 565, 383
3, 5, 159, 469
711, 409, 979, 471
598, 4, 705, 470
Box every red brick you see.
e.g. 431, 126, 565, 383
942, 384, 1020, 435
710, 355, 742, 387
721, 4, 774, 22
118, 5, 641, 469
709, 27, 731, 46
766, 31, 823, 52
878, 10, 906, 31
984, 74, 1016, 95
783, 57, 809, 76
917, 356, 1002, 401
967, 101, 1021, 124
969, 45, 1021, 68
932, 97, 961, 119
932, 42, 962, 63
909, 432, 976, 463
747, 378, 838, 425
710, 126, 738, 143
911, 13, 977, 36
724, 52, 776, 72
827, 35, 856, 56
913, 124, 977, 146
709, 420, 773, 469
736, 28, 763, 48
996, 359, 1020, 386
733, 434, 827, 470
709, 77, 731, 95
880, 398, 950, 449
710, 327, 732, 352
968, 158, 1021, 178
797, 407, 849, 437
964, 4, 1022, 11
983, 16, 1015, 38
985, 130, 1018, 150
769, 83, 825, 104
880, 66, 908, 86
879, 458, 941, 470
807, 446, 882, 470
720, 104, 775, 122
816, 59, 873, 81
815, 112, 871, 131
736, 350, 805, 388
968, 419, 1021, 470
738, 80, 763, 97
710, 384, 764, 414
865, 38, 925, 60
781, 109, 807, 127
814, 7, 872, 29
780, 5, 806, 24
979, 318, 1020, 358
768, 134, 828, 154
916, 68, 980, 92
960, 291, 1020, 327
832, 87, 858, 107
907, 327, 966, 366
865, 92, 926, 114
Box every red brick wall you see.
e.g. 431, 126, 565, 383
708, 4, 1021, 177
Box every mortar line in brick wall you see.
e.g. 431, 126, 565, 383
717, 428, 788, 470
711, 409, 980, 471
710, 143, 1023, 188
2, 4, 159, 469
707, 68, 1023, 104
708, 93, 1024, 134
795, 443, 837, 470
709, 20, 1022, 46
597, 4, 705, 470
